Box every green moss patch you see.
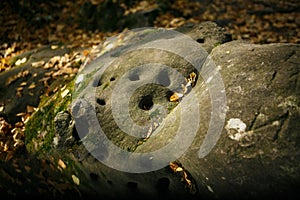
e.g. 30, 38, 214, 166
25, 80, 75, 155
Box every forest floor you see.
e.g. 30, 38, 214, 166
1, 0, 299, 62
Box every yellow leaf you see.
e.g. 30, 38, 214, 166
170, 92, 183, 102
31, 60, 45, 68
28, 83, 36, 89
0, 105, 4, 112
61, 89, 69, 98
17, 87, 24, 91
72, 174, 80, 185
15, 57, 27, 66
176, 167, 183, 172
26, 105, 36, 113
58, 159, 66, 169
19, 82, 27, 86
16, 112, 26, 117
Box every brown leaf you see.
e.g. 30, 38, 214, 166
16, 91, 22, 97
31, 60, 45, 68
19, 82, 27, 86
169, 161, 182, 173
5, 74, 18, 86
0, 105, 4, 112
58, 159, 67, 169
28, 83, 36, 89
15, 57, 27, 66
19, 70, 30, 78
16, 112, 26, 117
61, 89, 70, 98
26, 105, 36, 113
16, 87, 24, 91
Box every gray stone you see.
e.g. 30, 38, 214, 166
177, 21, 232, 53
21, 22, 299, 200
136, 40, 300, 199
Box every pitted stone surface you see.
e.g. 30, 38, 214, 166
19, 22, 299, 200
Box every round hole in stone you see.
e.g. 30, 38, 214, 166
156, 177, 170, 192
127, 181, 138, 190
129, 73, 139, 81
92, 76, 102, 87
157, 70, 170, 86
196, 38, 205, 43
97, 98, 106, 106
90, 173, 99, 181
110, 77, 115, 81
92, 79, 99, 87
138, 95, 153, 110
72, 126, 81, 141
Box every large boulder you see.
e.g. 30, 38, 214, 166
3, 22, 298, 200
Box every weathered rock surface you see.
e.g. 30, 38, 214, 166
1, 22, 299, 200
183, 41, 300, 199
164, 40, 300, 199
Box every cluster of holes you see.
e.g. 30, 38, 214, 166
95, 76, 116, 105
129, 70, 171, 86
132, 70, 172, 111
95, 76, 116, 87
95, 69, 183, 111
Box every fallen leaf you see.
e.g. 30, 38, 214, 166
19, 82, 27, 86
51, 45, 59, 50
16, 112, 26, 117
28, 83, 36, 89
0, 105, 4, 112
176, 167, 184, 172
58, 159, 66, 169
16, 87, 24, 91
170, 92, 183, 102
72, 174, 80, 185
24, 165, 31, 172
26, 105, 36, 113
15, 57, 27, 66
19, 70, 29, 78
31, 60, 45, 67
61, 89, 69, 98
16, 91, 22, 97
169, 161, 182, 173
5, 74, 18, 86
